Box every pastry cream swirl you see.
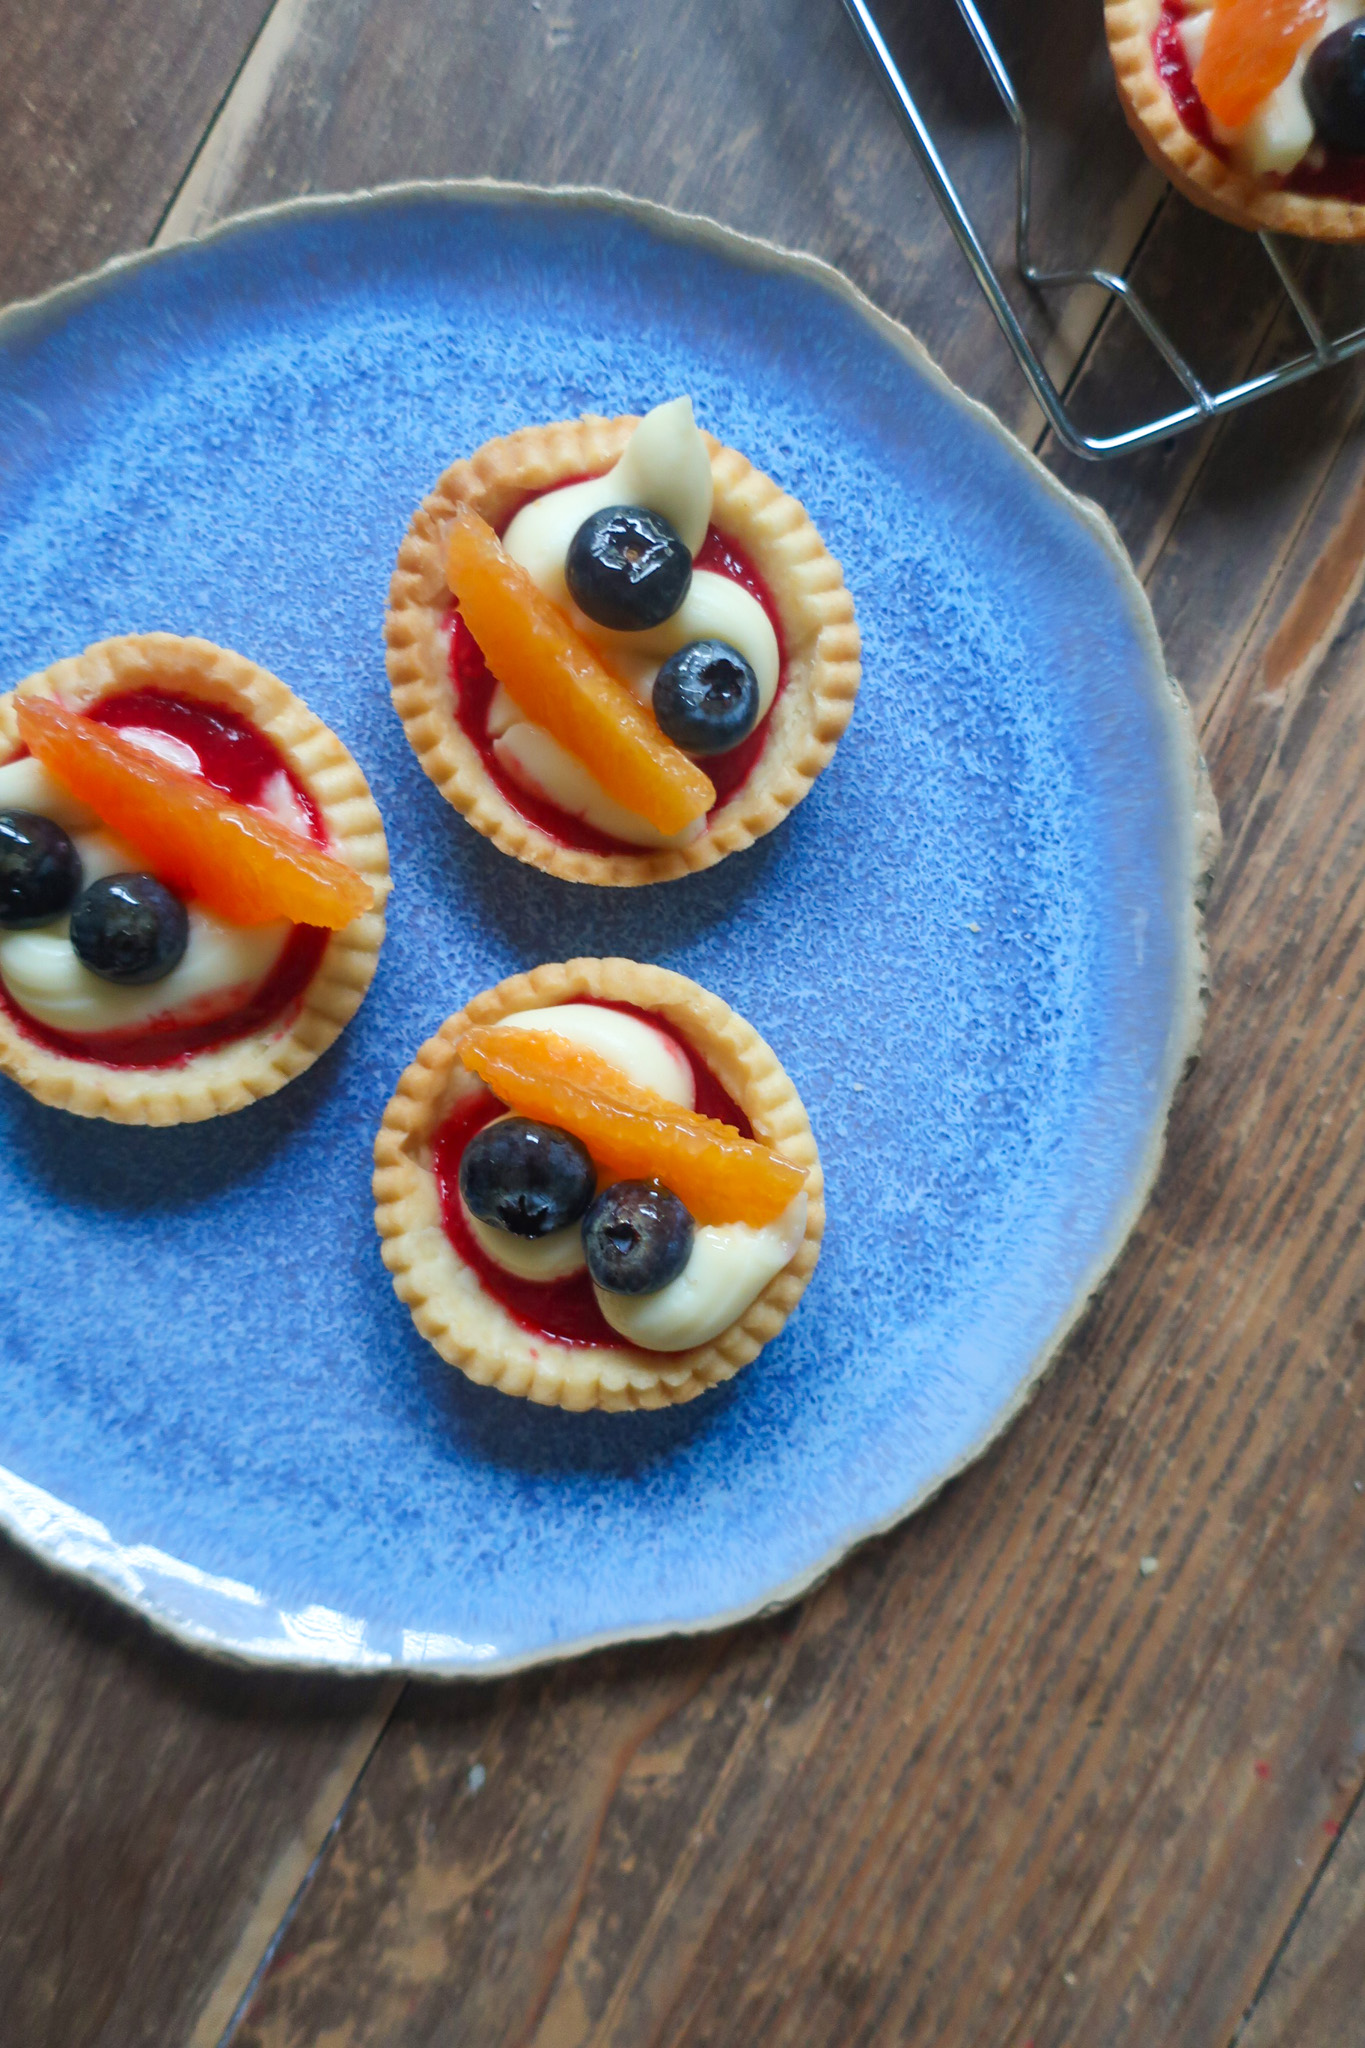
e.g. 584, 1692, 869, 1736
486, 397, 779, 849
463, 1002, 805, 1352
0, 754, 290, 1037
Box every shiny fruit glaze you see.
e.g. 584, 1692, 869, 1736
1194, 0, 1325, 128
445, 509, 715, 835
1156, 0, 1365, 197
19, 697, 369, 928
458, 1025, 806, 1227
447, 498, 787, 856
0, 689, 330, 1068
94, 689, 324, 822
1156, 0, 1217, 141
432, 1002, 752, 1349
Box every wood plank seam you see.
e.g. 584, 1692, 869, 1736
208, 1675, 404, 2048
148, 0, 290, 249
1194, 375, 1365, 768
792, 1382, 1351, 2044
215, 338, 1365, 2048
154, 0, 311, 248
568, 395, 1365, 2015
1036, 187, 1173, 453
1044, 241, 1309, 587
1012, 165, 1169, 447
733, 1194, 1324, 2030
622, 1196, 1342, 2048
1227, 1715, 1365, 2044
616, 579, 1365, 2042
508, 1649, 724, 2048
117, 18, 1193, 2037
1207, 450, 1365, 909
33, 10, 1361, 2039
567, 1615, 843, 2048
1005, 1391, 1365, 2048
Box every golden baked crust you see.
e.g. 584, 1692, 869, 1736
385, 414, 861, 886
1107, 0, 1365, 239
373, 957, 824, 1411
0, 632, 390, 1124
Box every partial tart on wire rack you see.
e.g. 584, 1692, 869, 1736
0, 633, 389, 1124
1108, 0, 1365, 238
373, 957, 823, 1411
386, 397, 860, 886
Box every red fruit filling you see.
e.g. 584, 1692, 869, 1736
447, 493, 787, 857
431, 1001, 753, 1350
1155, 0, 1365, 199
0, 688, 330, 1069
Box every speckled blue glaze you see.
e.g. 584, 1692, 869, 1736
0, 187, 1203, 1673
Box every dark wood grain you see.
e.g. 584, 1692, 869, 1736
229, 727, 1365, 2042
0, 1543, 398, 2048
155, 0, 1166, 437
0, 0, 275, 304
0, 10, 400, 2046
149, 3, 1365, 2043
1238, 1788, 1365, 2048
9, 0, 1365, 2042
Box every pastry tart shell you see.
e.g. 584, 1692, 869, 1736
1107, 0, 1365, 239
373, 957, 824, 1411
385, 414, 861, 886
0, 633, 390, 1125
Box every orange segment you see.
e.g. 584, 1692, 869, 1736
1194, 0, 1326, 128
16, 697, 372, 930
459, 1024, 807, 1228
446, 508, 716, 836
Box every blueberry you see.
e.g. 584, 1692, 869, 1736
460, 1116, 597, 1238
1306, 22, 1365, 153
583, 1180, 694, 1295
565, 506, 692, 630
653, 640, 762, 756
0, 811, 82, 929
69, 874, 189, 984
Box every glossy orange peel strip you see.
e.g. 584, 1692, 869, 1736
16, 696, 372, 929
446, 508, 716, 836
458, 1024, 807, 1228
1194, 0, 1326, 129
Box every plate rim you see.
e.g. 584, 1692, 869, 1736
0, 177, 1220, 1678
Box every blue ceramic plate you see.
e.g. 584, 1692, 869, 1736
0, 184, 1212, 1675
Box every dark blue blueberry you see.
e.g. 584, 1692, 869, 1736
69, 873, 189, 984
652, 640, 761, 756
565, 505, 692, 630
0, 811, 82, 929
460, 1117, 597, 1238
1306, 22, 1365, 153
583, 1180, 694, 1295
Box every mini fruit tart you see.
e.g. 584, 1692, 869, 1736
386, 397, 860, 885
1109, 0, 1365, 236
0, 633, 389, 1123
373, 958, 823, 1410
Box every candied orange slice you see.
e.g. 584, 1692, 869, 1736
16, 697, 372, 929
1194, 0, 1326, 129
459, 1024, 807, 1228
446, 509, 716, 836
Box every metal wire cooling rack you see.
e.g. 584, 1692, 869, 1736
841, 0, 1365, 458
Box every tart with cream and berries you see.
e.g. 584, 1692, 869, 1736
373, 959, 823, 1410
386, 398, 860, 885
0, 634, 389, 1123
1109, 0, 1365, 236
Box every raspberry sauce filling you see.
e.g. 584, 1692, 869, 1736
447, 509, 787, 857
0, 687, 330, 1069
431, 1002, 754, 1351
1155, 0, 1365, 199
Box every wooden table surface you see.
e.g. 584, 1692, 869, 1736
4, 2, 1365, 2043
